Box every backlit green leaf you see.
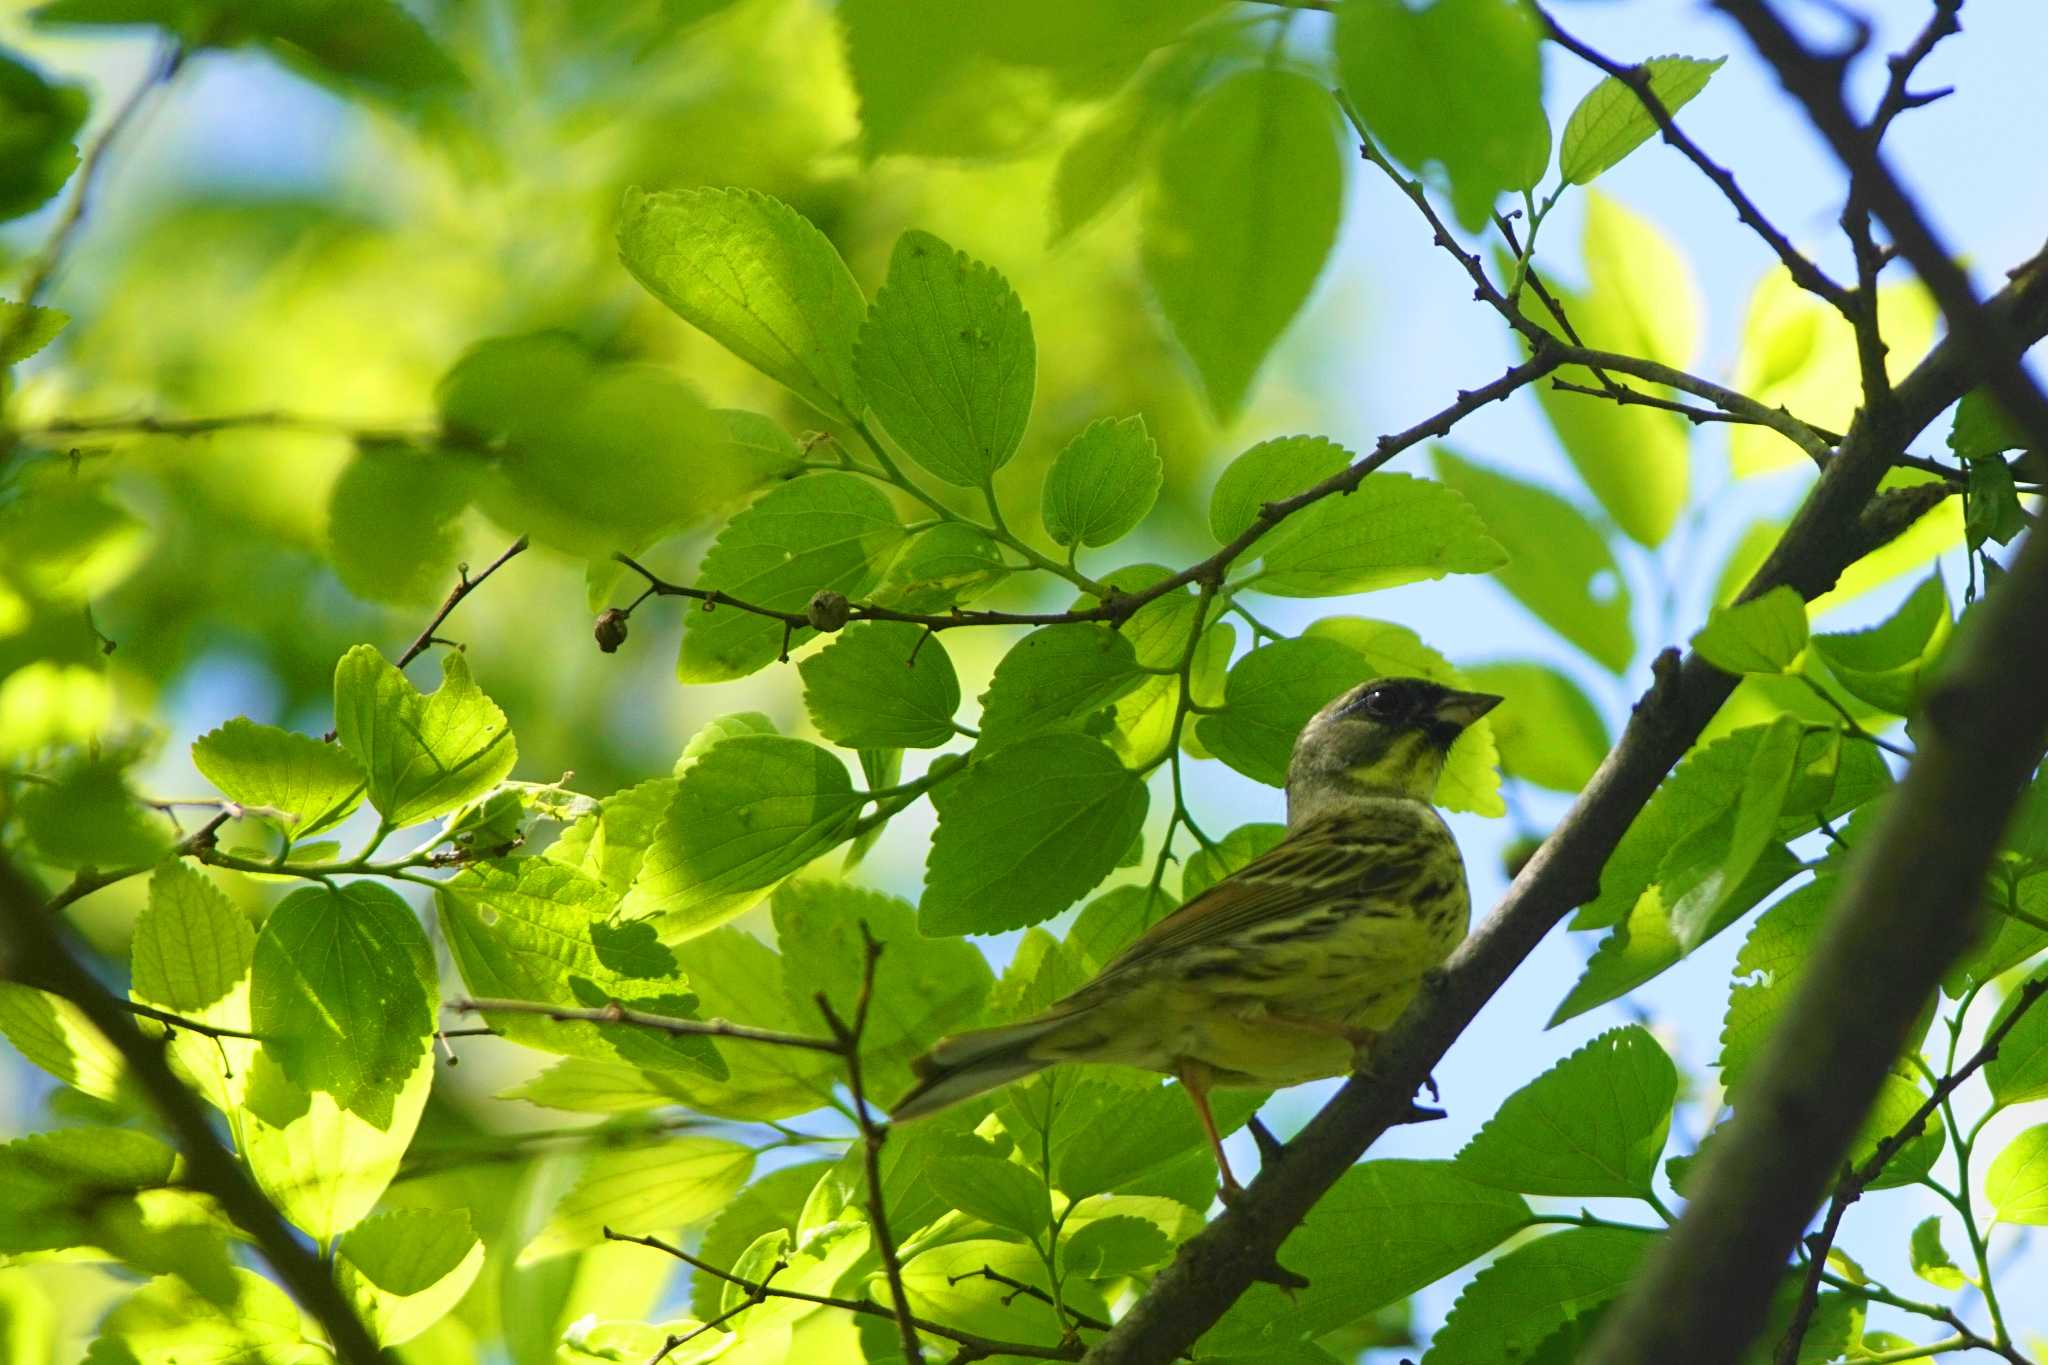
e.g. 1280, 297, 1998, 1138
1247, 472, 1507, 598
1196, 636, 1362, 788
1966, 456, 2029, 550
1433, 448, 1632, 672
857, 229, 1035, 486
1950, 388, 2028, 460
690, 1161, 832, 1321
0, 48, 86, 222
1719, 878, 1833, 1096
1847, 1074, 1945, 1191
1664, 713, 1805, 949
333, 645, 516, 829
876, 523, 1012, 612
678, 473, 906, 683
133, 861, 253, 1015
190, 717, 366, 838
926, 1154, 1047, 1237
1693, 587, 1809, 675
0, 298, 67, 363
1984, 969, 2048, 1108
922, 734, 1150, 934
520, 1139, 756, 1263
336, 1208, 485, 1347
799, 621, 961, 750
976, 623, 1147, 752
1559, 56, 1725, 185
1061, 1215, 1172, 1279
1985, 1125, 2048, 1224
616, 186, 867, 422
0, 984, 126, 1102
1810, 573, 1952, 715
326, 442, 473, 605
1456, 1026, 1676, 1198
1908, 1216, 1969, 1290
1463, 662, 1610, 793
1423, 1226, 1654, 1365
1182, 823, 1286, 900
1043, 415, 1163, 549
1143, 67, 1341, 419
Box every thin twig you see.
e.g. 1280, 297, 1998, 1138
44, 810, 231, 915
395, 537, 530, 668
16, 410, 440, 446
450, 997, 842, 1054
946, 1265, 1113, 1334
646, 1261, 785, 1364
603, 1229, 1084, 1361
119, 998, 262, 1042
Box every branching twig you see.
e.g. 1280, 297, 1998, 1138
450, 997, 843, 1054
946, 1265, 1113, 1334
396, 537, 530, 669
43, 810, 231, 915
15, 410, 441, 446
647, 1261, 785, 1365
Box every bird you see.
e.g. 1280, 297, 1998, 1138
891, 675, 1500, 1199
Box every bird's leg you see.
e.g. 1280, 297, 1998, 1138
1176, 1063, 1244, 1203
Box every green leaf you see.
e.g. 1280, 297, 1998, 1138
86, 1270, 312, 1365
1246, 473, 1506, 598
1042, 415, 1162, 549
857, 230, 1035, 486
548, 777, 674, 896
1559, 56, 1725, 185
838, 0, 1062, 159
1908, 1216, 1970, 1290
876, 523, 1012, 612
799, 621, 961, 750
16, 758, 170, 871
1202, 1160, 1531, 1355
921, 734, 1150, 934
0, 298, 68, 363
336, 1208, 484, 1347
773, 879, 993, 1101
624, 735, 863, 938
1719, 878, 1834, 1096
1946, 870, 2048, 998
1847, 1074, 1945, 1191
1984, 970, 2048, 1108
333, 645, 516, 830
690, 1161, 832, 1320
1142, 66, 1342, 419
1810, 574, 1953, 715
1051, 37, 1214, 241
655, 929, 837, 1120
133, 861, 253, 1014
925, 1154, 1047, 1237
1196, 636, 1363, 788
1985, 1125, 2048, 1224
1062, 1215, 1171, 1279
0, 984, 127, 1102
0, 49, 86, 222
1463, 662, 1610, 793
190, 717, 366, 838
1209, 434, 1349, 543
1423, 1226, 1653, 1365
520, 1139, 756, 1263
1304, 617, 1506, 817
1335, 0, 1545, 231
616, 186, 867, 422
325, 442, 473, 606
250, 882, 435, 1117
1068, 884, 1175, 973
438, 856, 723, 1076
1950, 388, 2029, 460
1455, 1026, 1676, 1198
1529, 195, 1698, 546
1693, 587, 1809, 675
901, 1240, 1095, 1350
0, 474, 150, 604
678, 473, 906, 683
1966, 456, 2030, 550
1664, 713, 1806, 949
1055, 1081, 1261, 1203
976, 623, 1147, 753
1432, 448, 1632, 672
1182, 823, 1286, 899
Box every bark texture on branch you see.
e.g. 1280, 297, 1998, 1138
1080, 252, 2048, 1365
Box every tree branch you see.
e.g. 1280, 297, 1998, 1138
449, 997, 842, 1054
395, 536, 530, 669
1077, 242, 2048, 1365
0, 854, 389, 1363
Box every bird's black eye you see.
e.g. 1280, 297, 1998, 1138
1359, 684, 1400, 719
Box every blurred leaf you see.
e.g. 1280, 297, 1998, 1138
1042, 415, 1162, 549
0, 299, 67, 362
1143, 66, 1341, 419
1811, 469, 1963, 618
0, 662, 111, 757
0, 47, 85, 221
1423, 1227, 1652, 1365
1950, 388, 2028, 459
438, 856, 723, 1076
520, 1139, 755, 1263
1052, 41, 1214, 241
925, 1154, 1047, 1236
0, 476, 151, 604
86, 1269, 311, 1365
1985, 1125, 2048, 1224
1197, 635, 1361, 788
1966, 455, 2029, 550
251, 882, 435, 1116
624, 735, 863, 938
978, 623, 1147, 752
0, 984, 127, 1102
1530, 194, 1697, 546
799, 621, 960, 750
1559, 56, 1724, 184
1946, 870, 2048, 998
922, 734, 1149, 934
1433, 448, 1632, 672
1182, 822, 1286, 899
689, 1161, 832, 1320
1908, 1216, 1969, 1291
679, 473, 906, 682
17, 757, 170, 870
839, 0, 1063, 159
876, 523, 1011, 611
1463, 661, 1610, 793
616, 186, 866, 422
336, 1208, 484, 1347
773, 879, 993, 1101
1985, 969, 2048, 1108
1455, 1026, 1676, 1198
333, 646, 516, 829
1809, 573, 1952, 714
191, 717, 366, 838
858, 229, 1036, 487
1693, 587, 1809, 675
326, 444, 473, 606
1335, 0, 1544, 230
1202, 1160, 1530, 1355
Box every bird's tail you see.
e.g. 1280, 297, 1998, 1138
890, 1014, 1075, 1121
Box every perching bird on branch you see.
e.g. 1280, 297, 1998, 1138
891, 675, 1499, 1199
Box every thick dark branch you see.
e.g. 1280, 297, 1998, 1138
0, 855, 389, 1363
396, 537, 529, 668
1774, 975, 2048, 1363
1538, 6, 1853, 311
1079, 246, 2048, 1365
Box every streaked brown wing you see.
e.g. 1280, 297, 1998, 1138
1089, 810, 1431, 985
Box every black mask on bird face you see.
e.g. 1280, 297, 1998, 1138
1287, 677, 1505, 807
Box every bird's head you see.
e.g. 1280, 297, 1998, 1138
1286, 676, 1503, 812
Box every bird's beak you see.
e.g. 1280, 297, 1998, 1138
1433, 690, 1504, 729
